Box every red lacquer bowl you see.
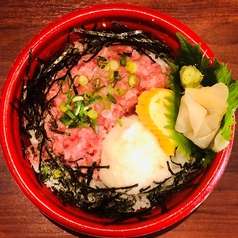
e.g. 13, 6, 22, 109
0, 4, 234, 237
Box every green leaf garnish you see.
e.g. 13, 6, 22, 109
216, 63, 238, 140
166, 33, 238, 165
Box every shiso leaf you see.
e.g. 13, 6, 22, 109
216, 63, 238, 140
176, 33, 217, 86
166, 33, 238, 165
165, 61, 199, 158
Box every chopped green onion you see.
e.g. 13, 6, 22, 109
41, 165, 50, 182
101, 97, 111, 109
59, 114, 75, 127
77, 121, 90, 128
120, 54, 127, 66
53, 169, 64, 179
106, 93, 117, 104
125, 61, 137, 73
97, 56, 108, 68
73, 100, 82, 107
116, 116, 123, 127
107, 82, 113, 94
66, 91, 74, 104
88, 109, 98, 119
80, 104, 87, 117
90, 119, 99, 134
66, 120, 77, 128
113, 71, 121, 81
74, 105, 81, 116
84, 91, 93, 101
109, 71, 122, 87
87, 95, 103, 105
128, 74, 141, 88
74, 74, 89, 87
92, 85, 106, 95
113, 86, 125, 96
84, 106, 89, 111
109, 73, 114, 81
56, 54, 141, 134
72, 95, 84, 102
66, 110, 77, 120
59, 103, 72, 112
109, 60, 120, 71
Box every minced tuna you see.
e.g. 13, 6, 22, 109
27, 45, 170, 180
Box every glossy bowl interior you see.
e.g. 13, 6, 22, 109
0, 4, 234, 237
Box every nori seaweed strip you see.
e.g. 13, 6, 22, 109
72, 22, 172, 63
112, 21, 171, 60
73, 28, 144, 40
37, 149, 203, 223
170, 156, 183, 169
166, 161, 176, 176
25, 48, 32, 80
105, 208, 153, 225
73, 25, 169, 52
37, 136, 46, 173
146, 168, 203, 215
49, 128, 71, 136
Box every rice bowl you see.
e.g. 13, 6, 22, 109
0, 4, 236, 237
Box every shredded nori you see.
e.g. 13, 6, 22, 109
72, 21, 172, 62
38, 153, 204, 223
13, 22, 205, 223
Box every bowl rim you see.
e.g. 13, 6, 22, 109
0, 3, 234, 237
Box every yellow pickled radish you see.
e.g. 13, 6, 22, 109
136, 88, 176, 155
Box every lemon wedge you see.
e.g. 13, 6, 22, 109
136, 88, 176, 155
